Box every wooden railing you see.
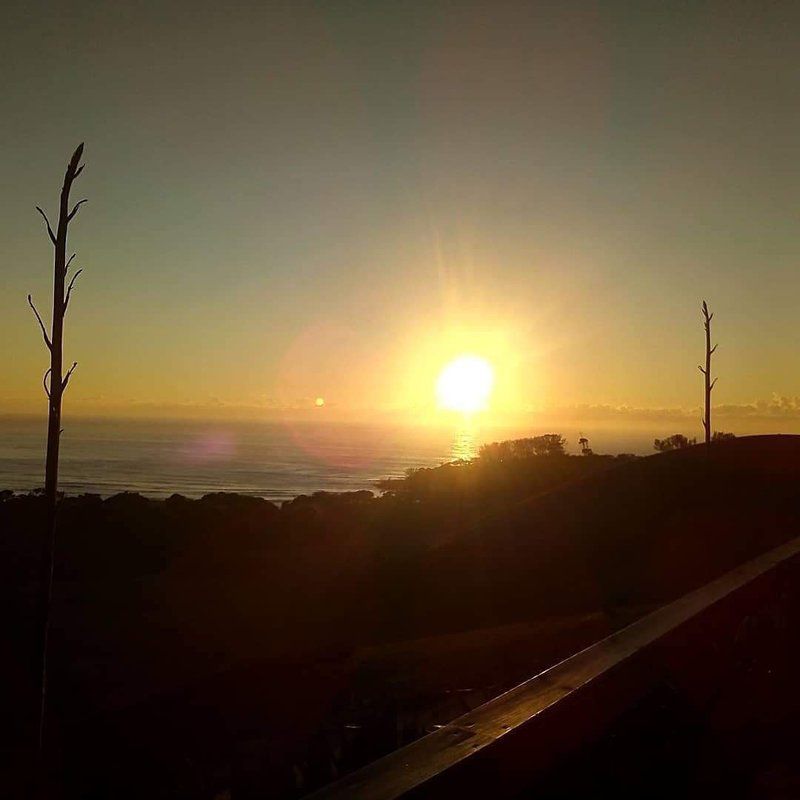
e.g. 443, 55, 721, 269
310, 534, 800, 799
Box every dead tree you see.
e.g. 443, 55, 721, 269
698, 300, 717, 446
28, 143, 87, 759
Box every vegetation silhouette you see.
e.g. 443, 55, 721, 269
478, 434, 567, 459
654, 434, 696, 451
655, 431, 736, 452
27, 143, 87, 774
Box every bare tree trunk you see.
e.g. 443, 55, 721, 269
698, 300, 717, 446
28, 143, 86, 778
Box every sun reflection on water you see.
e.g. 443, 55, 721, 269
451, 426, 479, 462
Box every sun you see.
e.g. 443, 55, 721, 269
436, 355, 495, 414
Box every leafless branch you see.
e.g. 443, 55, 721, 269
710, 377, 718, 391
35, 206, 56, 245
28, 294, 52, 351
42, 368, 51, 399
62, 362, 78, 391
64, 268, 83, 311
65, 253, 77, 272
698, 365, 706, 374
65, 143, 84, 183
67, 198, 88, 222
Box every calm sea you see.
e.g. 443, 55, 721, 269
0, 416, 656, 502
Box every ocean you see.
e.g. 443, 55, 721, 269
0, 416, 658, 502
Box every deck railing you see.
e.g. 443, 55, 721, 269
310, 534, 800, 799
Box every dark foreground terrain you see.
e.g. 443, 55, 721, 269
3, 435, 800, 798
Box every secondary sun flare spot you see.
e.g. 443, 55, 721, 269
436, 355, 494, 414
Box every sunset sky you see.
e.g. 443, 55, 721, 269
3, 1, 800, 428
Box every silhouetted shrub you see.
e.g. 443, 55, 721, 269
479, 434, 567, 460
376, 438, 617, 505
654, 434, 696, 452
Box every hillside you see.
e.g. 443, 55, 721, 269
3, 435, 800, 798
404, 435, 800, 637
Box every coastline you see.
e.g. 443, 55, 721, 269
0, 416, 665, 501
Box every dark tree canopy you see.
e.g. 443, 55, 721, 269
479, 434, 567, 460
654, 434, 697, 452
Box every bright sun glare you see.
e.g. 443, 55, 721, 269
436, 355, 495, 414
